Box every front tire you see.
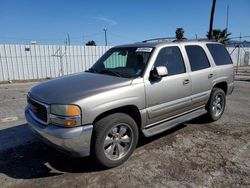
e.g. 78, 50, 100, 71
206, 88, 226, 121
91, 113, 138, 168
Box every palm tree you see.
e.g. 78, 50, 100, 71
208, 0, 217, 39
206, 29, 231, 44
175, 28, 185, 40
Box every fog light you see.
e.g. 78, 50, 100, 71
65, 119, 77, 126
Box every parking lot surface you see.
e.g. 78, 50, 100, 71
0, 80, 249, 188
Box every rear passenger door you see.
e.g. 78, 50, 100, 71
185, 45, 214, 108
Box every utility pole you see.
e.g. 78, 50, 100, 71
226, 5, 229, 31
208, 0, 217, 39
236, 32, 242, 74
82, 34, 85, 44
104, 28, 108, 46
67, 33, 70, 46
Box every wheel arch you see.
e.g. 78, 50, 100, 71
213, 81, 228, 95
93, 105, 142, 130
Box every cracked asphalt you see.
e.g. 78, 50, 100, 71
0, 80, 249, 188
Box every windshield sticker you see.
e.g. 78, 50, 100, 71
136, 47, 153, 53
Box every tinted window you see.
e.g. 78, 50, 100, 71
155, 46, 185, 75
207, 43, 233, 65
185, 45, 210, 71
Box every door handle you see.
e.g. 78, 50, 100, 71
208, 73, 214, 79
183, 79, 190, 85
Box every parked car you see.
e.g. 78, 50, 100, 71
25, 39, 234, 167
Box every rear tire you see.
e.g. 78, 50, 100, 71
91, 113, 138, 168
206, 88, 226, 121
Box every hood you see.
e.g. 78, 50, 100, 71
29, 72, 132, 104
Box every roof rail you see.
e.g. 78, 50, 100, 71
172, 38, 217, 42
142, 37, 176, 43
141, 37, 217, 43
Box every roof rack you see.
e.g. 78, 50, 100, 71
142, 37, 176, 43
141, 37, 217, 44
172, 38, 217, 43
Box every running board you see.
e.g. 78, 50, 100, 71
142, 108, 207, 137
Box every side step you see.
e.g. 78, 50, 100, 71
142, 108, 207, 137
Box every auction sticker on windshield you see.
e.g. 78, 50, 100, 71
136, 47, 153, 52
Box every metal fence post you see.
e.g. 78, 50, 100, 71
3, 44, 10, 81
0, 50, 5, 81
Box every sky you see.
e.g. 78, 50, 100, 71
0, 0, 249, 46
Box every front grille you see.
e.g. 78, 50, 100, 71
28, 96, 48, 123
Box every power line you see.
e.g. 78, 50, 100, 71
230, 36, 250, 40
0, 32, 103, 42
0, 36, 65, 41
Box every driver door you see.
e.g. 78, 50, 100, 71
144, 46, 192, 125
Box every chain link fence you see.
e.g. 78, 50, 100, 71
227, 46, 250, 75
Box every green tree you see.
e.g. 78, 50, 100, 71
175, 28, 185, 40
85, 40, 96, 46
206, 29, 231, 44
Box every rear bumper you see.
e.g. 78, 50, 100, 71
25, 107, 93, 157
228, 82, 234, 95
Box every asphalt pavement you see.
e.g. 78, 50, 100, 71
0, 79, 249, 188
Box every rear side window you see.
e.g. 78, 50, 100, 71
185, 45, 210, 71
206, 43, 233, 65
154, 46, 186, 76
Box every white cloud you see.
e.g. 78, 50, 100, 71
92, 16, 117, 26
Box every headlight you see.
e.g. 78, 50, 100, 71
51, 104, 81, 116
50, 104, 81, 127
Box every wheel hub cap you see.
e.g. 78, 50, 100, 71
103, 124, 133, 160
212, 93, 224, 117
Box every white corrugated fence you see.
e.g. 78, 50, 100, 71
0, 45, 111, 81
0, 45, 249, 82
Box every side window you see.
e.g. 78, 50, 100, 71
185, 45, 210, 71
154, 46, 186, 76
206, 43, 233, 65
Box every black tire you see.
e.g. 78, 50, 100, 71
91, 113, 138, 168
206, 87, 226, 121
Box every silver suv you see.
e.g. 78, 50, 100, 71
25, 39, 234, 167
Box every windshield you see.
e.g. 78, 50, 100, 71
87, 47, 153, 78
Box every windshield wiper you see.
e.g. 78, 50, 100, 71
99, 69, 122, 77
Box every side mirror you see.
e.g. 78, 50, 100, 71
150, 66, 168, 79
155, 66, 168, 77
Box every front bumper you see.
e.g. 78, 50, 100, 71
25, 107, 93, 157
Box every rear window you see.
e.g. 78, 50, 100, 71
206, 43, 233, 65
